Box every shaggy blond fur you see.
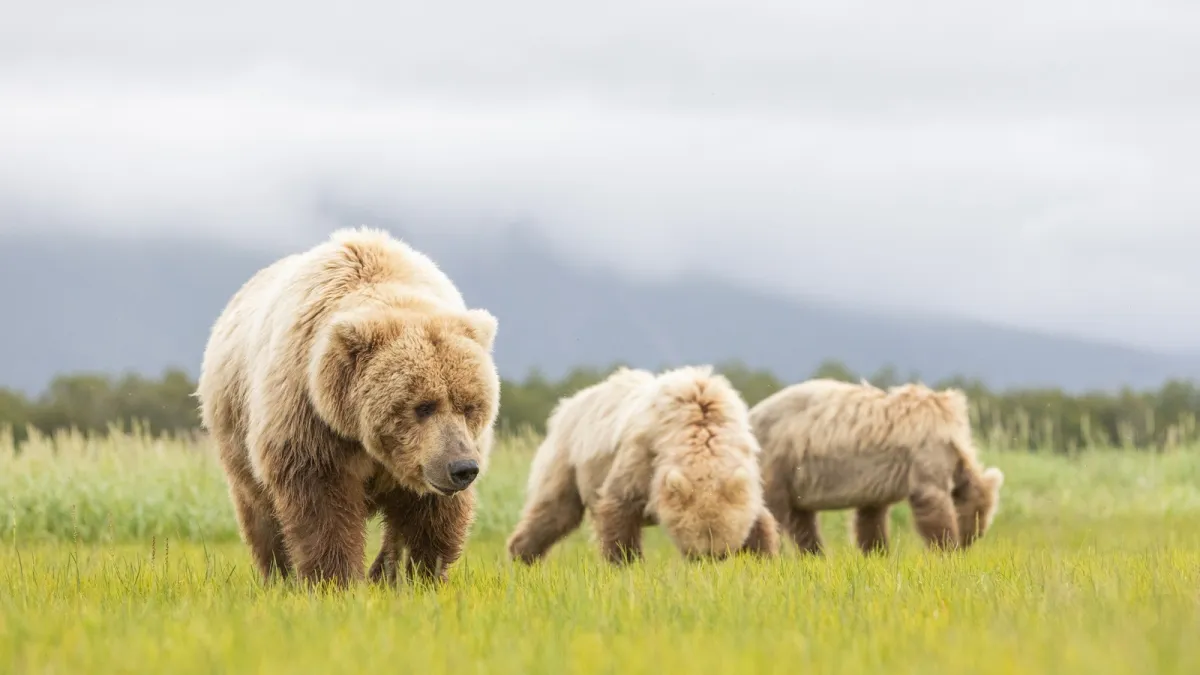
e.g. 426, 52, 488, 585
507, 365, 780, 564
749, 379, 1004, 556
196, 227, 501, 587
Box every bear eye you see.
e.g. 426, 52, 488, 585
414, 401, 438, 420
462, 403, 478, 417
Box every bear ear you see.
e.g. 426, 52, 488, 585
982, 467, 1005, 491
327, 312, 382, 365
722, 466, 751, 501
664, 467, 692, 497
453, 308, 498, 352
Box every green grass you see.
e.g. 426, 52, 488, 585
3, 429, 1200, 674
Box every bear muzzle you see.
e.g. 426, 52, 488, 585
447, 459, 480, 490
423, 432, 482, 495
425, 458, 478, 495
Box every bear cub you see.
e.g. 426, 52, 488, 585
507, 365, 780, 564
750, 379, 1004, 556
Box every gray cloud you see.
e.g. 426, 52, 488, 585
1, 0, 1198, 351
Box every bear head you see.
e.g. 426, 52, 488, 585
651, 454, 762, 560
309, 305, 500, 496
953, 465, 1005, 548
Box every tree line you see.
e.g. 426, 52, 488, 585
2, 361, 1198, 452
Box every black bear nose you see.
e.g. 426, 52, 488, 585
447, 459, 479, 489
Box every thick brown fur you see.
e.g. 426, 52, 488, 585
749, 379, 1004, 556
507, 365, 780, 565
196, 227, 500, 588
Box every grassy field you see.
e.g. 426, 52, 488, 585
3, 428, 1200, 674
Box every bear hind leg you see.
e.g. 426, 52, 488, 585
506, 457, 586, 565
507, 485, 585, 565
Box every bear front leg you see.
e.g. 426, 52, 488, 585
592, 491, 647, 565
908, 487, 959, 551
214, 436, 294, 582
785, 508, 824, 555
372, 487, 476, 585
764, 474, 824, 555
853, 504, 892, 555
406, 490, 475, 584
230, 484, 294, 582
591, 437, 654, 565
738, 508, 781, 558
367, 518, 403, 585
266, 458, 368, 588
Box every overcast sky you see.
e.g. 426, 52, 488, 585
1, 0, 1198, 352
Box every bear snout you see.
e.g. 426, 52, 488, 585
421, 424, 483, 494
447, 459, 480, 490
683, 548, 729, 563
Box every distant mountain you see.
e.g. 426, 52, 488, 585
1, 227, 1197, 394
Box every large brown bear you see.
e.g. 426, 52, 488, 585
749, 379, 1004, 556
507, 365, 780, 564
196, 227, 501, 587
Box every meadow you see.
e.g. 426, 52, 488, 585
3, 426, 1200, 674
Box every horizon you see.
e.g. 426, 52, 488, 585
3, 0, 1199, 355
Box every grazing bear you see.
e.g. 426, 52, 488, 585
749, 379, 1004, 556
196, 227, 500, 587
507, 365, 780, 564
